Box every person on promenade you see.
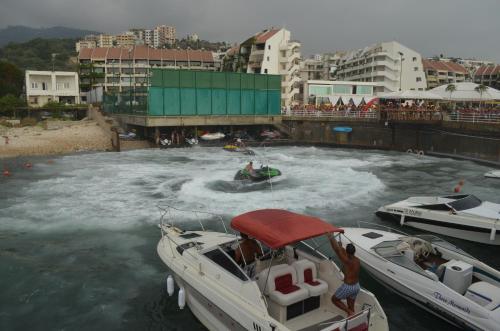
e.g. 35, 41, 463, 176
327, 233, 360, 317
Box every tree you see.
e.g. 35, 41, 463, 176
474, 84, 488, 111
0, 61, 23, 97
445, 84, 457, 110
0, 94, 23, 117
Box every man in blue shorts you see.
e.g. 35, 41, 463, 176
328, 233, 361, 316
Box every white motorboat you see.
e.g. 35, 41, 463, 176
376, 194, 500, 245
200, 132, 225, 141
157, 208, 388, 331
341, 225, 500, 330
485, 170, 500, 179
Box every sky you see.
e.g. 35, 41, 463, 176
1, 0, 500, 62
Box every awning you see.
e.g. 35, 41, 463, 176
231, 209, 343, 249
328, 96, 340, 105
379, 90, 443, 100
351, 96, 364, 106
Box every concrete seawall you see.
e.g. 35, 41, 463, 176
283, 118, 500, 164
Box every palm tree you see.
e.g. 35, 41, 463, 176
445, 84, 457, 110
474, 84, 488, 111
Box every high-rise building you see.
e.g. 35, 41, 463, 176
336, 41, 427, 94
422, 59, 468, 89
223, 28, 301, 107
75, 40, 97, 52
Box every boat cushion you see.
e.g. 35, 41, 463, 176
265, 265, 308, 306
275, 274, 300, 294
293, 259, 329, 297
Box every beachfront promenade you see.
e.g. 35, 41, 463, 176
282, 109, 500, 125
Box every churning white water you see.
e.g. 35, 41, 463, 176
1, 146, 499, 330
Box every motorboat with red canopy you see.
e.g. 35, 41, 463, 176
157, 206, 388, 331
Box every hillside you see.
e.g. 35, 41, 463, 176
0, 38, 78, 72
0, 25, 99, 46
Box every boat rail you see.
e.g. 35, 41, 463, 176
158, 204, 229, 234
319, 306, 372, 331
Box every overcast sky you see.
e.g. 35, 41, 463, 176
2, 0, 499, 62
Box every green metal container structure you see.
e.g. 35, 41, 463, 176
147, 69, 281, 116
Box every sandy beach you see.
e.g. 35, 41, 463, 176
0, 120, 112, 159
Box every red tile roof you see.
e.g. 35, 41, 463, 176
255, 29, 280, 44
423, 59, 467, 74
78, 47, 215, 63
475, 65, 500, 77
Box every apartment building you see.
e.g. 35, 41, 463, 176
115, 32, 137, 48
300, 57, 328, 81
155, 25, 176, 46
97, 34, 115, 48
336, 41, 427, 94
474, 65, 500, 90
25, 70, 80, 107
223, 28, 301, 107
75, 40, 97, 52
422, 59, 467, 89
77, 46, 216, 96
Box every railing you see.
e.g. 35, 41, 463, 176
282, 109, 378, 119
444, 112, 500, 124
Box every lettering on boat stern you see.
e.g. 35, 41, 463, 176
433, 292, 471, 314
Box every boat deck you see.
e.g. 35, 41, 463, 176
284, 307, 343, 331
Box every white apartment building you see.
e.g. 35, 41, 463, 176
25, 70, 80, 107
239, 28, 301, 107
336, 41, 427, 94
75, 40, 96, 52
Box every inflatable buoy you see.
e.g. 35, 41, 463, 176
406, 149, 413, 154
47, 160, 54, 164
24, 162, 33, 168
417, 150, 424, 156
3, 169, 11, 177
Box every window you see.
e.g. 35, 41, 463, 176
42, 82, 47, 90
204, 248, 248, 281
412, 57, 417, 61
414, 67, 418, 71
268, 45, 271, 50
264, 69, 268, 73
356, 85, 372, 95
64, 82, 70, 89
267, 56, 270, 61
31, 82, 38, 89
416, 77, 422, 82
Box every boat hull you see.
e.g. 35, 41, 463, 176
376, 211, 500, 245
360, 260, 479, 330
172, 273, 247, 331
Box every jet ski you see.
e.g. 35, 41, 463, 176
223, 145, 255, 155
234, 166, 281, 182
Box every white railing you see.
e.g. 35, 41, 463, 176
282, 109, 378, 119
444, 112, 500, 124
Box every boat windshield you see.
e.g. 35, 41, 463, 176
415, 234, 474, 258
447, 195, 482, 211
372, 240, 430, 277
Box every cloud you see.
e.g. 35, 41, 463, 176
1, 0, 499, 62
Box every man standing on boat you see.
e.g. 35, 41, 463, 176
327, 233, 361, 317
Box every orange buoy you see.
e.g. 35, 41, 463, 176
3, 169, 11, 177
24, 162, 33, 169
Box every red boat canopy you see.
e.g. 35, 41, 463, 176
231, 209, 343, 249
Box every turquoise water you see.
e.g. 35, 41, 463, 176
1, 146, 499, 330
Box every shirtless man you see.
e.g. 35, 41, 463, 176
234, 233, 262, 265
328, 233, 361, 316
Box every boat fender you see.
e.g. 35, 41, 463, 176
406, 149, 413, 154
178, 286, 186, 309
418, 150, 424, 156
167, 275, 174, 297
490, 227, 497, 241
400, 214, 405, 226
